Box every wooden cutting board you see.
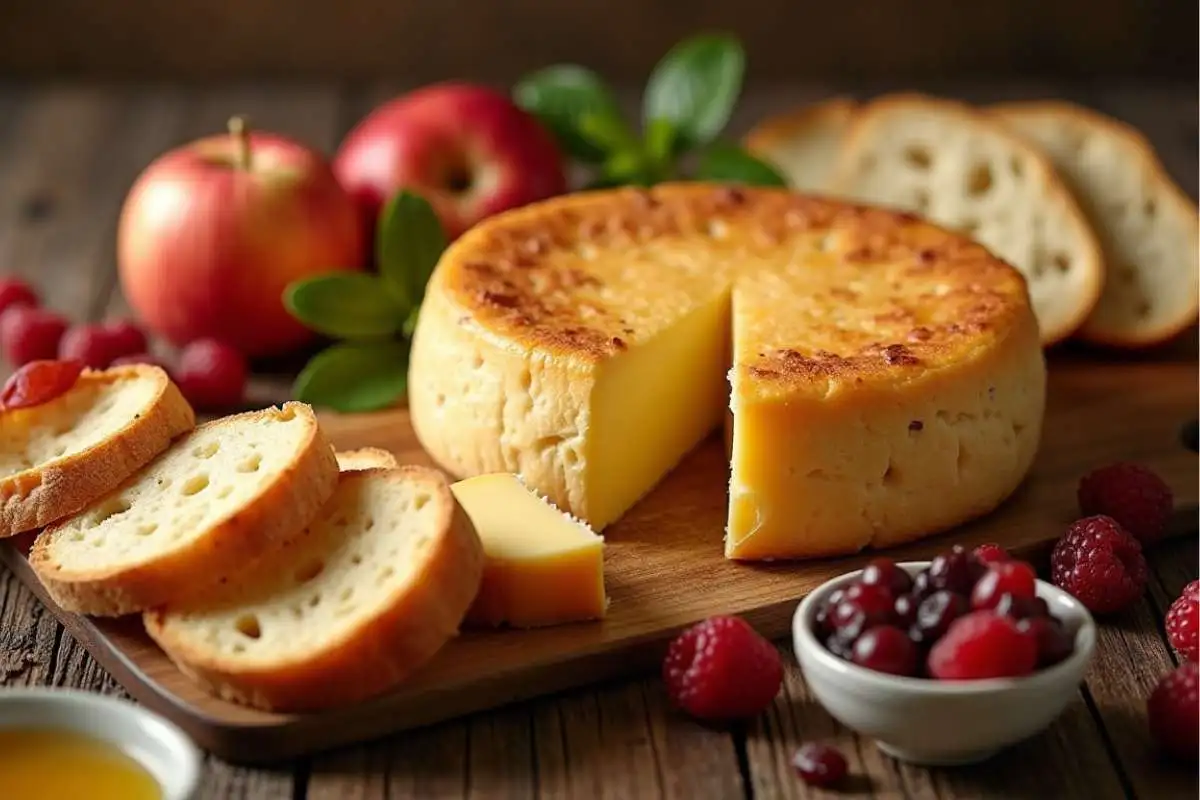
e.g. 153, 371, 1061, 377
2, 358, 1196, 765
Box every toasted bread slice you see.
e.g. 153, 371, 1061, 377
144, 467, 484, 712
990, 101, 1199, 347
335, 447, 398, 471
30, 402, 339, 617
743, 97, 859, 193
829, 94, 1105, 345
0, 365, 194, 538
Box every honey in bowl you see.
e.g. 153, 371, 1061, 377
0, 728, 162, 800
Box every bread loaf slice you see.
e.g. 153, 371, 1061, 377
0, 365, 194, 538
144, 467, 484, 712
335, 447, 398, 471
990, 101, 1199, 347
829, 94, 1105, 345
743, 97, 859, 193
30, 402, 339, 616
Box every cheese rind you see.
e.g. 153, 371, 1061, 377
450, 473, 606, 628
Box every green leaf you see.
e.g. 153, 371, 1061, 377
694, 143, 788, 187
577, 110, 638, 154
513, 65, 629, 164
376, 191, 447, 311
598, 148, 660, 188
292, 341, 409, 413
643, 33, 745, 151
643, 117, 678, 166
283, 273, 405, 339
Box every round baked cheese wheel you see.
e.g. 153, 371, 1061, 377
409, 184, 1046, 560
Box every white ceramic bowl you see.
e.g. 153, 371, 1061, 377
0, 689, 201, 799
793, 561, 1096, 766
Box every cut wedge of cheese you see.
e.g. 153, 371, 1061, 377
450, 473, 605, 628
409, 184, 1046, 560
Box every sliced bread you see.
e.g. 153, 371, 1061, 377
144, 467, 484, 712
0, 365, 194, 538
743, 97, 859, 193
990, 101, 1199, 347
30, 402, 339, 617
829, 93, 1105, 345
335, 447, 398, 471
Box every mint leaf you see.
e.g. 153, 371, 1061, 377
600, 148, 660, 187
695, 143, 788, 186
284, 273, 405, 339
377, 191, 447, 311
293, 341, 409, 413
578, 110, 638, 154
643, 34, 745, 151
643, 117, 678, 167
514, 65, 629, 164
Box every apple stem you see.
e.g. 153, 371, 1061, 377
228, 116, 252, 170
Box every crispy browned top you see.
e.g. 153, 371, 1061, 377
433, 183, 1034, 390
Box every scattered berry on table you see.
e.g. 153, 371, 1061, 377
791, 742, 848, 788
0, 359, 85, 411
1016, 616, 1075, 668
971, 561, 1038, 610
1165, 583, 1199, 663
175, 338, 248, 410
1050, 515, 1148, 615
972, 542, 1010, 566
927, 611, 1038, 680
1, 307, 68, 366
1077, 462, 1174, 545
0, 277, 39, 318
662, 615, 783, 721
58, 323, 123, 369
1146, 662, 1199, 761
860, 557, 914, 596
101, 319, 149, 359
851, 625, 918, 676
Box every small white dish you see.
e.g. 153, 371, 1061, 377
792, 560, 1096, 766
0, 688, 201, 799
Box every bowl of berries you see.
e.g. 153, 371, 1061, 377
792, 544, 1096, 766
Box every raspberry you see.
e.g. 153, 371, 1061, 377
1050, 515, 1148, 615
973, 543, 1010, 565
1184, 580, 1200, 601
0, 359, 85, 410
0, 277, 38, 317
1165, 587, 1199, 663
662, 615, 783, 721
1, 307, 68, 366
1147, 662, 1199, 761
1077, 463, 1173, 545
100, 319, 148, 359
971, 561, 1037, 610
791, 743, 848, 788
927, 611, 1038, 680
176, 338, 247, 410
58, 323, 122, 369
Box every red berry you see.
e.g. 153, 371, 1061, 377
1147, 662, 1199, 761
101, 319, 148, 358
175, 338, 247, 410
927, 611, 1038, 680
1078, 462, 1174, 545
1183, 580, 1200, 602
0, 359, 85, 411
994, 593, 1047, 621
1165, 588, 1199, 663
791, 742, 848, 788
911, 590, 969, 645
893, 593, 920, 629
0, 277, 38, 317
971, 561, 1038, 610
1050, 515, 1148, 615
928, 545, 979, 595
663, 615, 783, 721
58, 323, 122, 369
861, 558, 913, 596
843, 581, 895, 621
973, 543, 1010, 566
1, 307, 68, 366
1016, 616, 1075, 668
852, 625, 918, 676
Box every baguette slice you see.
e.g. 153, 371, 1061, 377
30, 402, 339, 616
335, 447, 398, 471
0, 365, 194, 538
830, 94, 1105, 345
990, 101, 1200, 347
144, 467, 484, 712
743, 97, 859, 193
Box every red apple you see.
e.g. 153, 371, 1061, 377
118, 118, 365, 358
333, 82, 567, 241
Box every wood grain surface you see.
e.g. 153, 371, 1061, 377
0, 81, 1195, 798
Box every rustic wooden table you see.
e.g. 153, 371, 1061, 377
0, 80, 1196, 799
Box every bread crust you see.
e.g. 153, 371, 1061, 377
143, 467, 485, 712
830, 93, 1106, 346
0, 365, 195, 538
29, 402, 339, 617
990, 100, 1199, 347
742, 96, 858, 154
334, 447, 399, 471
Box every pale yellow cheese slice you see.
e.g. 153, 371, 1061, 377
450, 473, 606, 628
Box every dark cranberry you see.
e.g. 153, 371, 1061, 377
852, 625, 919, 676
994, 593, 1046, 621
792, 742, 848, 788
894, 593, 920, 628
843, 582, 895, 624
1017, 617, 1075, 667
929, 545, 978, 595
912, 590, 969, 645
861, 558, 914, 596
911, 569, 935, 599
830, 601, 868, 643
825, 632, 856, 660
973, 542, 1010, 565
971, 561, 1038, 610
1031, 597, 1051, 617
